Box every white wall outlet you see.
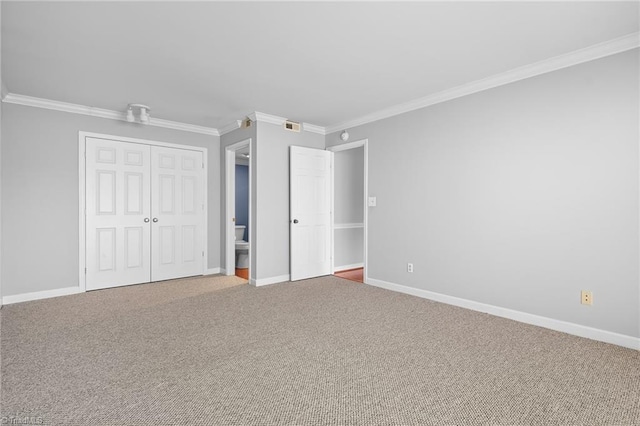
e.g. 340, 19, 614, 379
407, 263, 413, 273
368, 196, 377, 207
581, 290, 593, 306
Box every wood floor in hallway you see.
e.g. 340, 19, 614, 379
334, 267, 363, 283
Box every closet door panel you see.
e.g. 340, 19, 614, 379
151, 146, 205, 281
86, 138, 151, 290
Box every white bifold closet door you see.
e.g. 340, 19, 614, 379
86, 138, 152, 289
85, 137, 204, 291
150, 145, 205, 282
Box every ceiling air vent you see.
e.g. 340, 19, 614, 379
284, 120, 301, 132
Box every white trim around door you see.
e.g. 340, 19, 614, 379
327, 139, 369, 283
224, 139, 253, 281
78, 131, 208, 292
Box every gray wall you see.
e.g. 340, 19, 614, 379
327, 49, 639, 338
334, 147, 364, 268
334, 147, 364, 224
255, 122, 325, 280
334, 227, 364, 269
1, 104, 220, 297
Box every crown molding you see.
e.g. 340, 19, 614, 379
2, 93, 220, 136
302, 122, 326, 135
219, 119, 242, 136
3, 93, 122, 118
325, 32, 640, 135
247, 111, 327, 134
249, 111, 287, 126
149, 116, 220, 136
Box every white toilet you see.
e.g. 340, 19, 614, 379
235, 225, 249, 269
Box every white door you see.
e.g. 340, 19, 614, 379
151, 146, 205, 281
85, 137, 206, 290
290, 146, 332, 281
86, 138, 151, 290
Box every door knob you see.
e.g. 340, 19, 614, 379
153, 218, 159, 223
144, 218, 150, 223
293, 219, 299, 224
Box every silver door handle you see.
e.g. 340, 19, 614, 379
153, 218, 159, 223
144, 218, 150, 223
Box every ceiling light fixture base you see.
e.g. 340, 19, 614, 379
126, 103, 151, 124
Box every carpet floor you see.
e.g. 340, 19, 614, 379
1, 275, 638, 425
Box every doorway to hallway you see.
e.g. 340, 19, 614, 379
328, 139, 368, 284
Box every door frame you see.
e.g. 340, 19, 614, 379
78, 131, 208, 292
327, 139, 369, 283
224, 138, 252, 278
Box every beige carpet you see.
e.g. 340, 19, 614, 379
1, 274, 638, 425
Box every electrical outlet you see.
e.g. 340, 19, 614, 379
581, 290, 593, 306
407, 263, 413, 273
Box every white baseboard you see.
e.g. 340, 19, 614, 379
250, 274, 290, 287
333, 263, 364, 273
205, 267, 221, 275
367, 278, 640, 351
2, 286, 84, 305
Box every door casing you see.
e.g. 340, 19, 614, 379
224, 139, 252, 279
327, 139, 369, 283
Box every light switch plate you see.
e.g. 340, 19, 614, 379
368, 197, 377, 207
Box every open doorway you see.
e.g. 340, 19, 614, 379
225, 139, 252, 281
328, 139, 368, 283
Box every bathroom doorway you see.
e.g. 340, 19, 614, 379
225, 139, 252, 281
328, 139, 368, 284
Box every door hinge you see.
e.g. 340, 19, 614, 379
84, 268, 87, 274
202, 251, 205, 257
